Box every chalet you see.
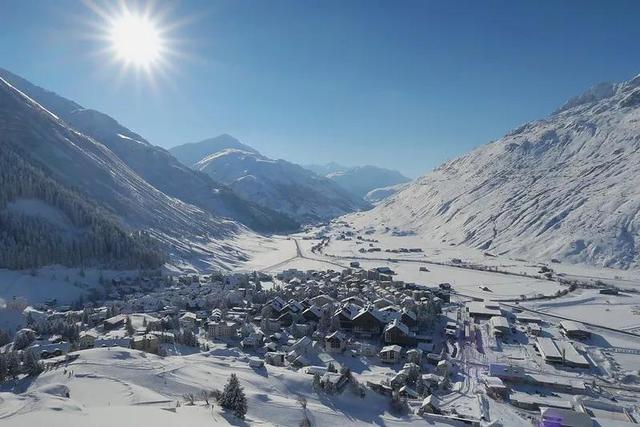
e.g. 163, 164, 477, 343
334, 303, 360, 331
78, 330, 98, 349
406, 348, 423, 364
132, 334, 159, 354
302, 305, 322, 323
276, 311, 295, 327
207, 320, 239, 340
241, 332, 264, 349
383, 320, 416, 346
282, 299, 304, 315
103, 314, 127, 331
419, 395, 440, 415
400, 309, 418, 330
325, 331, 346, 353
352, 307, 385, 337
94, 338, 131, 349
289, 336, 313, 354
179, 312, 197, 329
260, 317, 281, 334
379, 344, 402, 363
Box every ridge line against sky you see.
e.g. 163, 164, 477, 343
1, 0, 639, 178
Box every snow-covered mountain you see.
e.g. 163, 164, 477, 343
349, 74, 640, 269
0, 68, 296, 234
365, 182, 411, 204
171, 139, 369, 223
170, 134, 259, 167
304, 163, 410, 200
0, 75, 246, 269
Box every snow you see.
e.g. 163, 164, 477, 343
0, 347, 453, 426
342, 74, 640, 269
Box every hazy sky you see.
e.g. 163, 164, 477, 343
1, 0, 639, 177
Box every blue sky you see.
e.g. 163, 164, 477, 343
1, 1, 639, 177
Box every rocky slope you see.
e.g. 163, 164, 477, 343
349, 75, 640, 269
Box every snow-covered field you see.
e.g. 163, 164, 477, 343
0, 347, 452, 427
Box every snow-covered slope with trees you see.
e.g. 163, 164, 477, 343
0, 76, 243, 269
0, 68, 296, 233
349, 75, 640, 269
174, 140, 369, 223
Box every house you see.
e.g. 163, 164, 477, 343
466, 301, 502, 318
78, 330, 98, 349
94, 338, 131, 349
207, 320, 239, 340
179, 312, 197, 329
260, 317, 281, 334
241, 332, 264, 349
357, 342, 378, 357
334, 303, 360, 331
132, 334, 159, 354
265, 351, 286, 366
302, 305, 322, 323
352, 307, 385, 337
560, 321, 591, 340
379, 344, 402, 363
383, 320, 416, 346
418, 395, 440, 415
399, 385, 419, 399
325, 331, 346, 353
400, 309, 418, 330
406, 348, 423, 364
103, 314, 127, 331
289, 336, 313, 354
436, 360, 451, 377
277, 311, 295, 327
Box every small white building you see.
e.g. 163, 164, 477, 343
379, 344, 402, 363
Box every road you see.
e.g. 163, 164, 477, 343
259, 238, 347, 272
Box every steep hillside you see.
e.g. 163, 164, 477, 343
365, 182, 411, 204
349, 75, 640, 269
0, 76, 242, 269
192, 147, 369, 223
0, 68, 296, 233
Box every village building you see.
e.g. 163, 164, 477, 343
78, 330, 98, 349
132, 334, 159, 354
207, 320, 239, 340
383, 319, 416, 346
379, 344, 402, 363
352, 307, 385, 337
560, 321, 591, 340
325, 331, 346, 353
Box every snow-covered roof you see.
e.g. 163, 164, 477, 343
380, 344, 401, 353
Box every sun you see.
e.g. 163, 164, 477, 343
109, 11, 164, 68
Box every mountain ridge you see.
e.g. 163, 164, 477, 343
347, 74, 640, 268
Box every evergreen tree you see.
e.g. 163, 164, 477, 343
219, 373, 247, 419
